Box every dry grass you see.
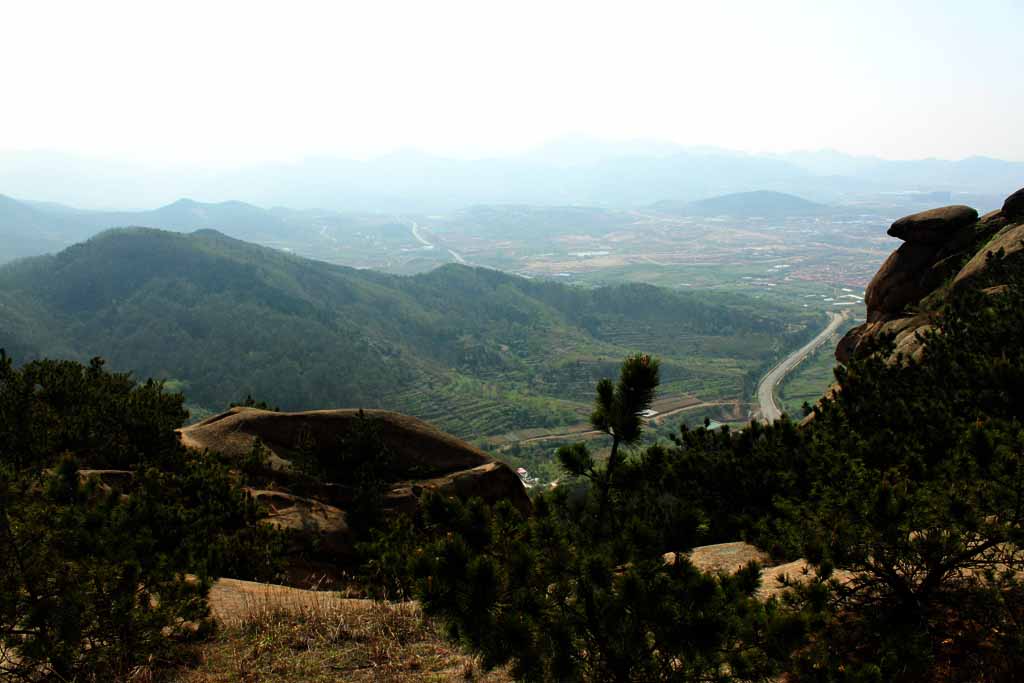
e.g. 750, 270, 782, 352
171, 579, 512, 683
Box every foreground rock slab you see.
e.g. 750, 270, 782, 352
178, 407, 530, 573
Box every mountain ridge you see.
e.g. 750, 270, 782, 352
3, 146, 1022, 212
0, 227, 817, 437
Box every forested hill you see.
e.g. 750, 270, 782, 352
0, 228, 819, 437
653, 190, 828, 217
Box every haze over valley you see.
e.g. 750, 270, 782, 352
5, 2, 1024, 681
7, 143, 1023, 468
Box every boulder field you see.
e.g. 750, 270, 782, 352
836, 186, 1024, 364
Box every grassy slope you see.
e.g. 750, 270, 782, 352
171, 579, 510, 683
0, 228, 821, 439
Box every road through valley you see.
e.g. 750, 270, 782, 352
757, 311, 850, 422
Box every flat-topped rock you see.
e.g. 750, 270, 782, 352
181, 407, 497, 478
686, 541, 769, 574
179, 406, 531, 516
887, 205, 978, 244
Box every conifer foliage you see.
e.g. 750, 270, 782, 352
0, 355, 278, 681
404, 265, 1024, 681
409, 354, 800, 681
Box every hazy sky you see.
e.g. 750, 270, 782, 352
3, 0, 1022, 164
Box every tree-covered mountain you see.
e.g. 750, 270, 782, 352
0, 228, 818, 437
0, 193, 97, 262
0, 194, 294, 264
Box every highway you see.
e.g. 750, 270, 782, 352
411, 221, 469, 264
410, 221, 435, 249
756, 310, 849, 422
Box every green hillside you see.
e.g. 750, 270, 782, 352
0, 228, 821, 438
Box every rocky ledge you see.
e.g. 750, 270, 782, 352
837, 186, 1024, 364
177, 407, 530, 579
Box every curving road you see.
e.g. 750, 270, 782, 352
410, 221, 435, 249
757, 310, 849, 422
411, 221, 469, 264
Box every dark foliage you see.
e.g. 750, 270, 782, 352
663, 261, 1024, 680
400, 356, 804, 681
0, 354, 282, 681
382, 264, 1024, 681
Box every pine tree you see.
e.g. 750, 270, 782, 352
407, 354, 798, 682
0, 353, 281, 680
557, 352, 660, 535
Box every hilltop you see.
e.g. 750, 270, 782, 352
0, 195, 297, 263
653, 190, 828, 217
0, 193, 96, 261
0, 228, 818, 439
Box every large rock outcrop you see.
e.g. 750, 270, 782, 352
886, 205, 977, 244
178, 407, 530, 573
837, 189, 1024, 364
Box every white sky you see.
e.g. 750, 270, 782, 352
2, 0, 1021, 164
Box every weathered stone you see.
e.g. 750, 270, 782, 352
864, 241, 942, 319
953, 222, 1024, 290
1003, 187, 1024, 217
835, 314, 933, 364
921, 252, 968, 292
982, 284, 1010, 297
418, 461, 532, 515
178, 407, 532, 567
835, 324, 867, 364
887, 205, 978, 244
247, 489, 352, 557
685, 541, 769, 575
835, 197, 1019, 379
179, 407, 511, 482
666, 542, 855, 602
980, 209, 1003, 223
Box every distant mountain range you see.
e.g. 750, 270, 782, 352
0, 194, 331, 263
1, 142, 1020, 212
0, 181, 1005, 265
